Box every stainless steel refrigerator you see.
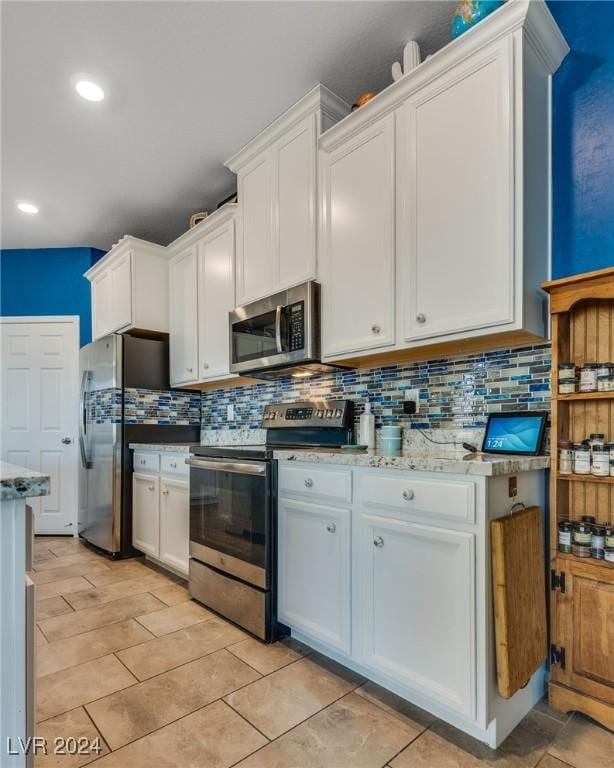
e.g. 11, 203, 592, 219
79, 334, 199, 557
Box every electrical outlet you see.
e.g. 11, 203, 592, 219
404, 389, 421, 406
227, 404, 234, 421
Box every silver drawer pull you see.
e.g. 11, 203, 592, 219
170, 462, 177, 468
140, 459, 146, 465
203, 363, 209, 370
148, 485, 155, 491
304, 478, 314, 488
402, 489, 414, 501
374, 536, 384, 548
416, 313, 426, 324
326, 523, 336, 533
371, 324, 381, 334
187, 367, 193, 373
162, 489, 169, 495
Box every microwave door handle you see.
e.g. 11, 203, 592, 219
275, 305, 283, 353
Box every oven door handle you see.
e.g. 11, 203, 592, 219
186, 457, 267, 476
275, 304, 283, 353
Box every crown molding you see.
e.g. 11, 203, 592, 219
166, 203, 238, 254
84, 235, 167, 279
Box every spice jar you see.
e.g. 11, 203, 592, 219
591, 525, 605, 559
558, 378, 577, 395
579, 363, 598, 392
582, 515, 596, 525
573, 443, 591, 474
558, 521, 573, 553
558, 362, 577, 380
605, 547, 614, 563
592, 445, 610, 476
573, 543, 592, 558
596, 362, 611, 378
597, 373, 613, 391
588, 433, 605, 449
574, 521, 593, 545
558, 440, 573, 475
605, 525, 614, 549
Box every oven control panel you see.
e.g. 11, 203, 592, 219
262, 399, 353, 429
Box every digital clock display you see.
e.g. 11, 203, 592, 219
481, 413, 547, 455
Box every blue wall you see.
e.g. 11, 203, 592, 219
548, 1, 614, 278
0, 248, 104, 346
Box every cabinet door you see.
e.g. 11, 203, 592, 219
278, 498, 351, 653
109, 251, 133, 332
320, 114, 396, 357
236, 153, 273, 304
169, 247, 198, 386
358, 512, 475, 717
159, 477, 189, 576
551, 557, 614, 703
273, 114, 317, 288
197, 221, 235, 380
91, 270, 112, 340
132, 473, 160, 557
399, 37, 514, 342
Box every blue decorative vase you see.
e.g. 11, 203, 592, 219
451, 0, 504, 40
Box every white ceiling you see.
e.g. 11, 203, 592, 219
1, 1, 454, 251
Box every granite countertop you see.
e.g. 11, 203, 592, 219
1, 461, 51, 501
273, 449, 550, 476
129, 442, 200, 453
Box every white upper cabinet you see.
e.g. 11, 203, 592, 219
319, 113, 396, 357
226, 85, 349, 305
318, 0, 569, 361
85, 236, 169, 341
168, 205, 237, 387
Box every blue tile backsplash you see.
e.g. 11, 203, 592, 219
88, 388, 201, 426
201, 343, 552, 431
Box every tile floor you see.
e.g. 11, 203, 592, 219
32, 536, 613, 768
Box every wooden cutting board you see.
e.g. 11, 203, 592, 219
491, 505, 547, 699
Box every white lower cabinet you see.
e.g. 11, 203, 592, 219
278, 498, 351, 654
132, 451, 189, 577
358, 512, 475, 718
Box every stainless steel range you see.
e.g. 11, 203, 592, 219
187, 399, 354, 641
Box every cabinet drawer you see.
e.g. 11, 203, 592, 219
360, 473, 475, 525
133, 452, 160, 473
278, 464, 352, 504
161, 454, 189, 478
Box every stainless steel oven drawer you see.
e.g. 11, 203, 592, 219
189, 558, 269, 640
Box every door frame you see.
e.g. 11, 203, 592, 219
0, 315, 80, 536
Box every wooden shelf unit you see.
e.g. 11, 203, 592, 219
542, 267, 614, 730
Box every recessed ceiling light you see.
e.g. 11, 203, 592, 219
17, 201, 39, 214
75, 79, 104, 102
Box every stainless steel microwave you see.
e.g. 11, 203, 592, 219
229, 281, 345, 380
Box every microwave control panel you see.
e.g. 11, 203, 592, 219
289, 302, 305, 352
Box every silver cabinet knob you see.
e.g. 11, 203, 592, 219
371, 324, 381, 335
61, 437, 72, 444
402, 489, 414, 501
162, 488, 169, 495
326, 523, 336, 533
203, 363, 209, 370
373, 536, 385, 548
148, 485, 155, 491
304, 478, 314, 488
187, 367, 193, 373
416, 313, 426, 324
170, 462, 177, 468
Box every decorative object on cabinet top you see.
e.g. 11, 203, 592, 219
351, 91, 378, 111
392, 40, 422, 82
0, 461, 51, 501
319, 0, 568, 151
451, 0, 504, 40
189, 211, 208, 228
273, 448, 549, 476
166, 203, 237, 255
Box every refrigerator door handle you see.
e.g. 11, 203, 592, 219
79, 370, 92, 469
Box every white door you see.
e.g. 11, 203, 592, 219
91, 270, 112, 340
358, 512, 476, 718
0, 318, 79, 534
109, 251, 133, 332
278, 497, 351, 653
169, 246, 198, 386
399, 36, 514, 342
197, 221, 235, 380
132, 473, 160, 557
320, 113, 396, 357
159, 477, 189, 575
273, 114, 317, 288
236, 153, 273, 304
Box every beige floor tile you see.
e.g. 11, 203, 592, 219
355, 680, 437, 732
38, 593, 166, 641
117, 616, 246, 680
33, 550, 58, 564
46, 538, 89, 557
227, 635, 310, 675
537, 757, 574, 768
237, 691, 418, 768
34, 707, 109, 768
84, 560, 160, 587
37, 596, 73, 620
224, 654, 363, 739
37, 619, 153, 677
37, 654, 137, 721
149, 583, 190, 606
424, 710, 564, 768
87, 700, 266, 768
532, 696, 571, 725
36, 576, 94, 603
86, 648, 260, 750
63, 573, 173, 611
33, 553, 99, 572
391, 729, 486, 768
36, 626, 49, 645
29, 561, 111, 586
548, 713, 614, 768
135, 599, 214, 636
